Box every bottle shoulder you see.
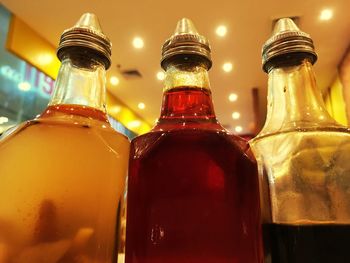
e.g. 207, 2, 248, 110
250, 126, 350, 162
251, 126, 350, 143
152, 117, 224, 131
131, 128, 254, 162
132, 128, 232, 143
0, 118, 130, 152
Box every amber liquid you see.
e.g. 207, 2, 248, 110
0, 105, 129, 262
125, 87, 262, 263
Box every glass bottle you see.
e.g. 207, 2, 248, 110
250, 18, 350, 263
0, 13, 129, 262
125, 18, 262, 263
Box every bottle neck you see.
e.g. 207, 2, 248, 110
163, 61, 211, 91
159, 60, 216, 122
49, 53, 107, 113
258, 58, 339, 137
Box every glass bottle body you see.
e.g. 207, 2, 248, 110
0, 57, 130, 262
126, 64, 262, 263
250, 60, 350, 263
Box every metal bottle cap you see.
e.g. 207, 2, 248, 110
262, 18, 317, 72
161, 18, 212, 70
57, 13, 112, 69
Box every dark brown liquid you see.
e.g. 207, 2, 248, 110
125, 87, 262, 263
263, 223, 350, 263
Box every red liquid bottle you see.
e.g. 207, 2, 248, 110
125, 18, 262, 263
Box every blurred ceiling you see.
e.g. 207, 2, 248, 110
2, 0, 350, 134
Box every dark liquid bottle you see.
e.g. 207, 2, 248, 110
264, 224, 350, 263
125, 18, 262, 263
250, 18, 350, 263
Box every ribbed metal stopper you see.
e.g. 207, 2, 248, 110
262, 18, 317, 72
57, 13, 112, 69
161, 18, 212, 70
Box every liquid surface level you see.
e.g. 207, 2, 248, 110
252, 128, 350, 263
126, 87, 262, 263
0, 105, 129, 262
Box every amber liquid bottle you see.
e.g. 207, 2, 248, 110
125, 18, 262, 263
0, 14, 129, 262
250, 19, 350, 263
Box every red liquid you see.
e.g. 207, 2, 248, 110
125, 87, 262, 263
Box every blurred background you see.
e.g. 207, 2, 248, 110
0, 0, 349, 139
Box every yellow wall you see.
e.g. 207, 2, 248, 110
107, 92, 151, 135
7, 16, 60, 79
324, 73, 348, 126
339, 46, 350, 121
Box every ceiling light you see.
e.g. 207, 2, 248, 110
216, 25, 227, 37
229, 93, 238, 102
138, 102, 145, 110
235, 126, 243, 133
37, 53, 54, 65
320, 9, 333, 21
0, 116, 8, 124
133, 37, 144, 49
110, 76, 120, 86
157, 71, 165, 81
232, 112, 240, 119
128, 120, 141, 128
223, 62, 233, 72
18, 81, 31, 91
110, 105, 121, 114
